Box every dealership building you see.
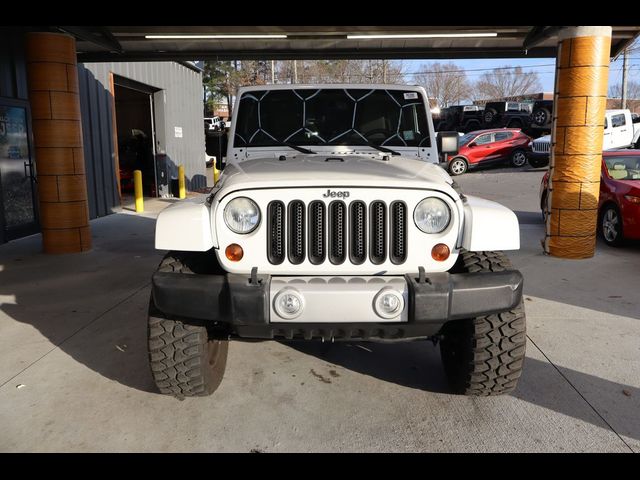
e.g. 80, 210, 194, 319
0, 27, 205, 249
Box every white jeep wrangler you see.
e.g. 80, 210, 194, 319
149, 84, 526, 397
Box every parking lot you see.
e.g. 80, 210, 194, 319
1, 164, 638, 453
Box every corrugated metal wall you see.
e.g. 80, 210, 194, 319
80, 62, 206, 217
0, 28, 28, 101
77, 64, 120, 219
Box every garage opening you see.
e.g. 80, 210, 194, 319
113, 76, 159, 200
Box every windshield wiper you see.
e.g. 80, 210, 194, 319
272, 142, 317, 155
362, 143, 401, 156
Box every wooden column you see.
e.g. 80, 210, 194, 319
544, 26, 612, 259
25, 32, 91, 253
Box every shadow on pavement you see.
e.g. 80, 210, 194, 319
0, 213, 163, 394
285, 339, 639, 444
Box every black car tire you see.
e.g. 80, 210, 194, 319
510, 149, 528, 168
483, 108, 497, 124
448, 157, 468, 176
507, 118, 524, 129
148, 252, 229, 397
532, 108, 551, 127
599, 204, 624, 247
440, 250, 527, 396
528, 156, 549, 168
463, 120, 480, 132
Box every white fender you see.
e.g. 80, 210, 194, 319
461, 195, 520, 251
155, 197, 214, 251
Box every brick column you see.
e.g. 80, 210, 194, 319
544, 26, 612, 259
25, 32, 91, 253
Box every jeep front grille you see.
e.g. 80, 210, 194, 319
267, 199, 406, 266
532, 141, 550, 153
370, 201, 386, 265
390, 201, 407, 264
287, 200, 306, 265
267, 201, 285, 264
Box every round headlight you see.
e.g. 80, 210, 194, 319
224, 197, 260, 234
414, 197, 451, 234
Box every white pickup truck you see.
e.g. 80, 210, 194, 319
149, 84, 525, 398
528, 109, 640, 168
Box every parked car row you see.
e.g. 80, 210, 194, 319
433, 100, 552, 137
540, 151, 640, 246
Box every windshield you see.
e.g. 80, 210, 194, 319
459, 133, 476, 146
604, 156, 640, 180
233, 88, 431, 148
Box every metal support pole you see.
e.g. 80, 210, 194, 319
134, 170, 144, 212
622, 48, 628, 109
178, 165, 186, 199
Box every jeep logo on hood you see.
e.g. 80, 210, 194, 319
323, 189, 350, 198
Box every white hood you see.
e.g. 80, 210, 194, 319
215, 154, 457, 197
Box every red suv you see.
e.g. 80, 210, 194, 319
446, 128, 532, 175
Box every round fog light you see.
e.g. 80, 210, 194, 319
373, 288, 405, 319
274, 288, 304, 319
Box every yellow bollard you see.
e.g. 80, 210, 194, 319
213, 163, 220, 185
178, 165, 186, 199
133, 169, 144, 213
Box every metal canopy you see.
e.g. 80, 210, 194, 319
61, 26, 640, 62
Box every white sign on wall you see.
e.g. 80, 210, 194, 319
174, 126, 183, 138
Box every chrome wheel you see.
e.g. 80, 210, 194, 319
449, 158, 467, 175
511, 150, 527, 167
602, 208, 620, 243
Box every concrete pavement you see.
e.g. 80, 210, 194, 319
0, 165, 638, 452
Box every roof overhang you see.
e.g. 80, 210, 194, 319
50, 26, 640, 62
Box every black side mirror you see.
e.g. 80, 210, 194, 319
437, 131, 459, 155
468, 142, 477, 148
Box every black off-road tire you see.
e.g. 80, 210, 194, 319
148, 252, 229, 397
483, 108, 498, 125
532, 108, 550, 127
439, 250, 526, 396
528, 156, 549, 169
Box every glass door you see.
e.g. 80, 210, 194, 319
0, 100, 39, 242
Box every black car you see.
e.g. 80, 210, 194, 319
434, 105, 484, 133
481, 101, 532, 130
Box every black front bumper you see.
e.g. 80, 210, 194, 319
151, 270, 523, 341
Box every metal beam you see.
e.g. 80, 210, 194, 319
57, 26, 123, 53
612, 30, 640, 59
523, 26, 565, 50
78, 46, 558, 63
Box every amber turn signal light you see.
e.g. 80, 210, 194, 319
225, 243, 244, 261
431, 243, 450, 262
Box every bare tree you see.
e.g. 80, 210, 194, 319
609, 80, 640, 100
413, 62, 471, 108
474, 66, 542, 100
276, 59, 404, 84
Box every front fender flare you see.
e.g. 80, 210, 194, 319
155, 197, 214, 251
461, 195, 520, 251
